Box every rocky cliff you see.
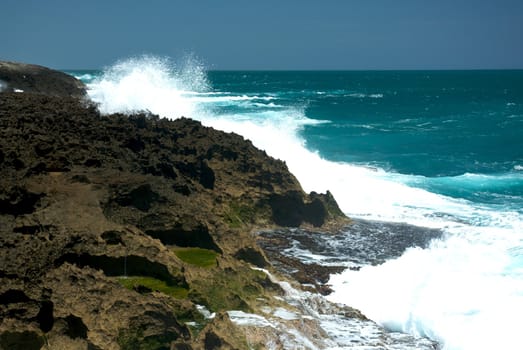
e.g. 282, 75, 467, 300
0, 62, 348, 349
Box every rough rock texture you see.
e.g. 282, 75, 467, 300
0, 61, 86, 98
0, 79, 348, 349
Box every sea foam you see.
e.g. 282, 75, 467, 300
88, 55, 208, 118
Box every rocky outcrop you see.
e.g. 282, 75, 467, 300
0, 74, 349, 349
0, 61, 86, 98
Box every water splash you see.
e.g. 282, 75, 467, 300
226, 268, 437, 349
87, 55, 209, 118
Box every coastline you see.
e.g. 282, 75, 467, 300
0, 61, 439, 349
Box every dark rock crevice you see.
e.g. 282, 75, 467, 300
137, 213, 222, 252
36, 299, 54, 333
112, 184, 161, 212
0, 290, 31, 304
101, 230, 125, 245
0, 331, 45, 350
13, 224, 54, 235
173, 160, 215, 189
233, 247, 268, 268
0, 186, 44, 217
54, 253, 184, 286
63, 314, 88, 339
268, 191, 327, 227
144, 224, 221, 253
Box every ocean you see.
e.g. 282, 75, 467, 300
68, 56, 523, 350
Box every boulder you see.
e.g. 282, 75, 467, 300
0, 61, 86, 98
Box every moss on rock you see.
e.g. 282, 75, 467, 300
173, 247, 218, 268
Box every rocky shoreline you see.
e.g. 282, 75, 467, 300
0, 62, 351, 349
0, 61, 439, 350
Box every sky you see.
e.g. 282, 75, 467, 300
1, 0, 522, 70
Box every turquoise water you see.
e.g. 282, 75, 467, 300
68, 58, 523, 349
206, 70, 523, 206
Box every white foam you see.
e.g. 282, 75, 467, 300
196, 304, 215, 319
227, 310, 273, 328
249, 267, 436, 349
87, 55, 208, 119
252, 102, 282, 108
328, 232, 523, 350
72, 73, 95, 82
273, 307, 299, 320
0, 80, 6, 92
346, 92, 384, 99
189, 94, 275, 104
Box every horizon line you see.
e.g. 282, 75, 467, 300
61, 67, 523, 72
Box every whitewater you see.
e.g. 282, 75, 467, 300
73, 56, 523, 350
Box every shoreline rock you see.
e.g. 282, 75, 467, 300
0, 61, 86, 98
0, 63, 351, 349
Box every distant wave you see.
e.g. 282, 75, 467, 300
74, 73, 95, 82
346, 92, 384, 99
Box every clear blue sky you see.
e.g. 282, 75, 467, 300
1, 0, 522, 70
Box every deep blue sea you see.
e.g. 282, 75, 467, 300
68, 56, 523, 350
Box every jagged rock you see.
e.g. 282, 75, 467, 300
0, 186, 44, 216
233, 247, 268, 268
